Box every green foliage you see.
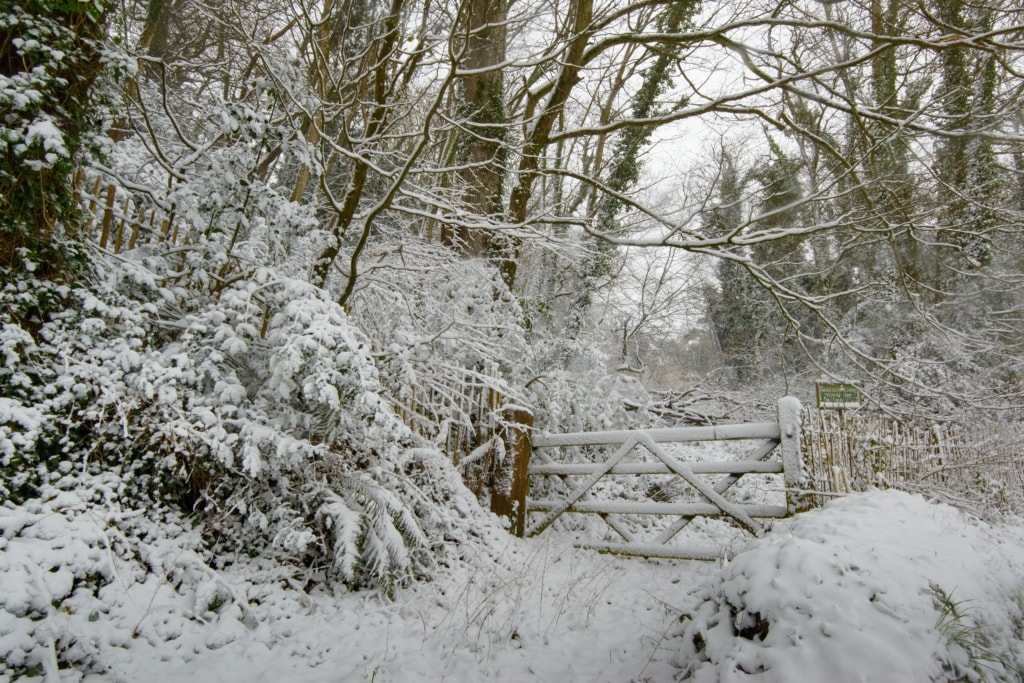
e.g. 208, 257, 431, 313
0, 1, 109, 273
931, 583, 1011, 681
0, 265, 154, 504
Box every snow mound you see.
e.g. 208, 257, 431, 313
675, 490, 1024, 682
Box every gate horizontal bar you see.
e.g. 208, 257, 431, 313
575, 542, 730, 561
526, 500, 789, 517
529, 461, 784, 476
532, 423, 780, 448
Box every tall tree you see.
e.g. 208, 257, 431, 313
447, 0, 509, 255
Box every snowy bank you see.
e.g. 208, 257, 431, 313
674, 490, 1024, 682
0, 476, 698, 682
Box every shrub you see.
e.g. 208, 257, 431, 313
0, 255, 454, 593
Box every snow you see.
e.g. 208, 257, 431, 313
676, 490, 1024, 682
3, 484, 1023, 682
23, 118, 67, 166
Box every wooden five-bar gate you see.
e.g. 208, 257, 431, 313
491, 397, 807, 560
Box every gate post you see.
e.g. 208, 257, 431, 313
490, 407, 533, 537
778, 396, 811, 513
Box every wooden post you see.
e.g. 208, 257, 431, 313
490, 407, 533, 537
87, 177, 102, 214
72, 169, 84, 210
778, 396, 810, 513
112, 196, 131, 253
98, 185, 116, 249
127, 207, 145, 250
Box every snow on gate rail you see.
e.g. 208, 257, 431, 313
522, 397, 808, 560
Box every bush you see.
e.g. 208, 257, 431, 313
0, 254, 468, 594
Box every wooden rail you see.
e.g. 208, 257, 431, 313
514, 397, 808, 560
531, 422, 781, 447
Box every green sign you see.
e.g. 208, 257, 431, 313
816, 382, 861, 409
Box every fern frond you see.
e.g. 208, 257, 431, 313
317, 490, 361, 584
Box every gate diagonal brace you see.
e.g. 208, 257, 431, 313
526, 436, 639, 537
636, 433, 765, 538
529, 443, 636, 542
599, 513, 637, 543
654, 437, 779, 544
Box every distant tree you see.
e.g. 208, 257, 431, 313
704, 140, 819, 383
703, 150, 763, 382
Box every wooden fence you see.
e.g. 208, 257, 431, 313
74, 175, 257, 297
386, 362, 533, 527
74, 174, 181, 252
801, 410, 1024, 514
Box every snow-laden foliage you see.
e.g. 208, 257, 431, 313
0, 250, 491, 602
0, 1, 109, 270
0, 271, 149, 502
100, 83, 323, 282
0, 473, 210, 680
136, 273, 433, 590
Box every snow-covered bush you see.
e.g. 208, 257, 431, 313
0, 250, 477, 597
352, 245, 527, 393
134, 271, 431, 591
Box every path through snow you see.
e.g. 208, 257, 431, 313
104, 534, 709, 682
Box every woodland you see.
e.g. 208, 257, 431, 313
1, 0, 1024, 678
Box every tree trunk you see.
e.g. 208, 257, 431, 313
503, 0, 594, 289
446, 0, 508, 255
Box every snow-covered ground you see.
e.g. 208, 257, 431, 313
2, 489, 1023, 682
677, 490, 1024, 682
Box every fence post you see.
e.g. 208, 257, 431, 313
98, 184, 116, 249
778, 396, 810, 513
490, 407, 533, 537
